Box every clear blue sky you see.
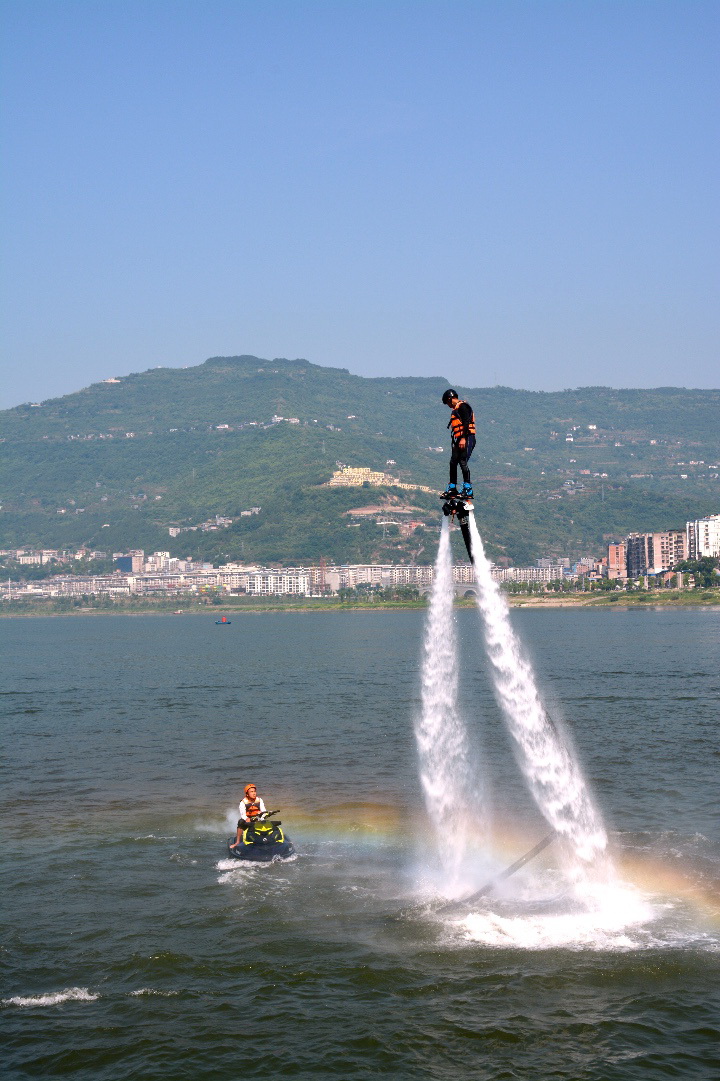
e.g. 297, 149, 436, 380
1, 0, 718, 407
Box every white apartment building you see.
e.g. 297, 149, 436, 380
330, 564, 466, 589
492, 566, 566, 583
128, 571, 223, 592
47, 575, 132, 595
246, 573, 310, 596
217, 569, 251, 591
686, 514, 720, 559
340, 564, 387, 588
14, 549, 62, 565
382, 565, 435, 586
130, 573, 183, 592
323, 562, 477, 591
143, 552, 175, 573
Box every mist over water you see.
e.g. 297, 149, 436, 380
467, 516, 611, 885
415, 522, 487, 892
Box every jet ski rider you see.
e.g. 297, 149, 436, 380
229, 783, 266, 850
441, 389, 476, 500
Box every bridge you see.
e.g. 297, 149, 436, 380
418, 584, 479, 599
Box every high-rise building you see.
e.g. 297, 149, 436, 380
130, 550, 145, 573
625, 531, 686, 576
650, 530, 686, 572
607, 542, 626, 579
686, 514, 720, 559
625, 534, 652, 577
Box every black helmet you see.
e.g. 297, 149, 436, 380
441, 389, 458, 405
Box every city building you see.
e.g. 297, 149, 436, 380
245, 573, 310, 596
492, 566, 565, 584
651, 530, 686, 572
607, 542, 626, 580
686, 514, 720, 559
7, 506, 717, 604
626, 530, 687, 577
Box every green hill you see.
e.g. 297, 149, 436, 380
1, 355, 718, 565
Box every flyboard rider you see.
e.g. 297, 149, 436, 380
229, 783, 266, 850
441, 389, 476, 500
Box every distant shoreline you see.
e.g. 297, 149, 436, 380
1, 590, 719, 617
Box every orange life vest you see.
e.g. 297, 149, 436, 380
448, 401, 476, 442
244, 800, 261, 820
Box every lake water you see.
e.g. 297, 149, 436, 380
2, 608, 719, 1080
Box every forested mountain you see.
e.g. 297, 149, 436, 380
1, 355, 718, 565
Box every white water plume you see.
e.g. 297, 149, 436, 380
468, 516, 610, 882
415, 521, 486, 888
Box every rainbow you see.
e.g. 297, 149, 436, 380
278, 801, 720, 920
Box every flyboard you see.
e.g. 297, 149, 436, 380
441, 494, 474, 563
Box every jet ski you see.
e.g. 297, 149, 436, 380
227, 811, 295, 862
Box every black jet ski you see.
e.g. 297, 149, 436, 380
227, 811, 295, 862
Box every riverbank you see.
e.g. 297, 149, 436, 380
2, 589, 719, 616
509, 589, 720, 608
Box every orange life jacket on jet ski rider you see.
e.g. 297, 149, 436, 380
240, 798, 264, 822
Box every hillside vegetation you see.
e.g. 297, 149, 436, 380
1, 355, 718, 565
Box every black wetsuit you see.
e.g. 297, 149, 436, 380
448, 401, 476, 485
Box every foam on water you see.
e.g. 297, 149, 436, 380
459, 893, 652, 950
216, 854, 297, 884
3, 987, 98, 1008
216, 858, 244, 871
454, 877, 720, 952
216, 858, 260, 883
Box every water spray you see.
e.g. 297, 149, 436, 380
467, 515, 611, 885
415, 520, 486, 889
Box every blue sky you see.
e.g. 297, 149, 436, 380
1, 0, 718, 407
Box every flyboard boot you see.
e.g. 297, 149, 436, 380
440, 488, 475, 564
